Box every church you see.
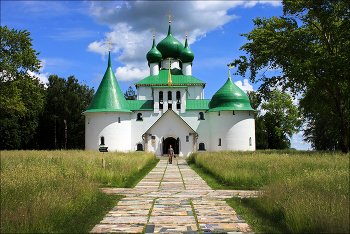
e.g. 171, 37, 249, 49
83, 19, 256, 156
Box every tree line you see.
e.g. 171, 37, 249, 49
0, 26, 94, 150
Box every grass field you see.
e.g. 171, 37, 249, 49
188, 150, 349, 233
0, 150, 158, 233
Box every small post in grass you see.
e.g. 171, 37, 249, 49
99, 146, 108, 168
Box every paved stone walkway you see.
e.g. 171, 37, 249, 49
91, 157, 259, 233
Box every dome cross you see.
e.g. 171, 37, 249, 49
166, 11, 174, 25
105, 39, 115, 52
228, 64, 235, 79
150, 26, 159, 41
182, 26, 191, 42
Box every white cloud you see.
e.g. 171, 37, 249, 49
235, 78, 254, 92
114, 65, 149, 82
87, 1, 281, 81
27, 70, 49, 85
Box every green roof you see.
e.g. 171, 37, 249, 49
147, 38, 162, 64
127, 100, 153, 110
186, 99, 210, 110
84, 52, 132, 113
135, 69, 205, 86
157, 25, 184, 59
179, 39, 194, 63
207, 77, 254, 112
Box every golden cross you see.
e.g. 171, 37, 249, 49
228, 64, 235, 79
105, 39, 115, 52
166, 11, 174, 25
150, 26, 159, 40
182, 26, 191, 39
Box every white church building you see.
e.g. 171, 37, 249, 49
83, 22, 256, 156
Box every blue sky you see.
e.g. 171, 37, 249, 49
1, 1, 312, 150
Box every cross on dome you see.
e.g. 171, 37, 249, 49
166, 11, 174, 25
105, 39, 115, 52
182, 26, 191, 41
150, 26, 159, 41
228, 64, 235, 79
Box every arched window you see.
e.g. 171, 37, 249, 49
233, 111, 235, 115
249, 137, 252, 146
199, 112, 205, 120
118, 117, 121, 123
159, 91, 163, 102
218, 138, 221, 146
176, 91, 181, 100
168, 91, 172, 100
137, 113, 143, 121
137, 143, 143, 151
199, 143, 205, 150
218, 111, 220, 116
100, 136, 105, 146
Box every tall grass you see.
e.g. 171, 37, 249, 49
189, 150, 349, 233
0, 150, 157, 233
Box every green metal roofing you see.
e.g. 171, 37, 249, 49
179, 39, 194, 63
157, 25, 184, 59
127, 100, 154, 110
135, 69, 205, 86
207, 77, 255, 112
84, 52, 132, 113
186, 99, 210, 110
147, 38, 162, 64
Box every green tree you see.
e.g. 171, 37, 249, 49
261, 89, 302, 149
35, 75, 94, 149
231, 0, 350, 153
0, 26, 44, 149
124, 86, 137, 100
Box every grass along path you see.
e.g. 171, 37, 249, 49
0, 150, 159, 233
187, 150, 349, 233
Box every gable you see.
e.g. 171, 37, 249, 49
143, 109, 197, 136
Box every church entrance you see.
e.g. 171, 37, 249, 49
163, 137, 179, 155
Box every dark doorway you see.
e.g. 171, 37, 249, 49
163, 137, 179, 155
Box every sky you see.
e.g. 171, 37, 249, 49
1, 1, 312, 150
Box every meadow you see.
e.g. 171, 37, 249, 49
0, 150, 158, 233
188, 150, 349, 233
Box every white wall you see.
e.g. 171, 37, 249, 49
209, 111, 255, 151
137, 86, 153, 100
187, 85, 204, 99
85, 112, 131, 152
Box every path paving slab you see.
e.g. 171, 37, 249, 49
91, 224, 145, 233
145, 224, 198, 233
91, 157, 256, 233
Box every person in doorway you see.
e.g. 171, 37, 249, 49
168, 145, 174, 164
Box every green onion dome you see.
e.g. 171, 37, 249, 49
157, 25, 184, 59
179, 39, 194, 63
207, 77, 255, 112
147, 39, 162, 63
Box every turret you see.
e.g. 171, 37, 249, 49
179, 38, 194, 75
147, 38, 162, 76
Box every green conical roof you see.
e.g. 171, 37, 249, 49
179, 39, 194, 63
207, 77, 254, 112
84, 52, 132, 113
147, 38, 162, 64
157, 25, 184, 59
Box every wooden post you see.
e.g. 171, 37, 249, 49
102, 152, 105, 168
193, 134, 197, 152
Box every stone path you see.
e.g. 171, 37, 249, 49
91, 157, 259, 233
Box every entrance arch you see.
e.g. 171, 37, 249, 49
163, 137, 179, 155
